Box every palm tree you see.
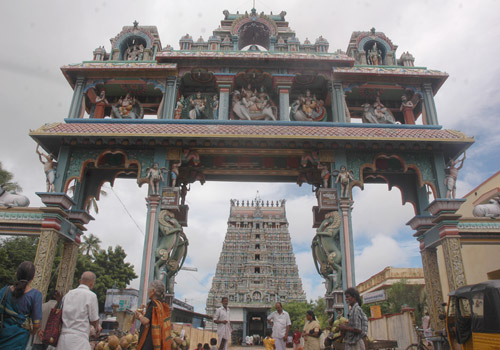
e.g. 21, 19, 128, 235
81, 233, 102, 258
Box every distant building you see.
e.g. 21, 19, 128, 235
357, 266, 425, 296
206, 197, 306, 343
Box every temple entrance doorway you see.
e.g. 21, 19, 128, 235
246, 309, 268, 340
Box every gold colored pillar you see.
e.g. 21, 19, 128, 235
32, 229, 60, 299
421, 247, 445, 330
55, 241, 80, 295
441, 236, 467, 291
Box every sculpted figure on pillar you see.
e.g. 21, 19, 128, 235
335, 166, 355, 198
290, 89, 326, 121
212, 94, 219, 119
36, 145, 57, 192
174, 95, 185, 119
400, 94, 415, 124
444, 152, 466, 199
146, 162, 164, 195
93, 90, 109, 119
155, 209, 188, 293
312, 211, 342, 294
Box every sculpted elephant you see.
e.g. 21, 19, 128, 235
0, 184, 30, 207
311, 211, 342, 294
473, 196, 500, 218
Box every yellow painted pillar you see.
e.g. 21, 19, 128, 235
421, 247, 445, 330
55, 241, 80, 295
32, 229, 60, 299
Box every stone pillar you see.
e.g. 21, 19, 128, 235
53, 146, 71, 193
214, 74, 235, 120
139, 196, 161, 305
161, 76, 178, 119
422, 83, 438, 125
339, 199, 355, 288
32, 229, 60, 299
420, 247, 445, 330
441, 236, 467, 291
55, 241, 80, 295
331, 81, 345, 123
68, 76, 86, 119
242, 308, 248, 340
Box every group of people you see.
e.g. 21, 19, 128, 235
0, 261, 170, 350
214, 288, 368, 350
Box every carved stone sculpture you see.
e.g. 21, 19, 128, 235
400, 94, 415, 124
189, 91, 207, 119
312, 211, 342, 294
154, 210, 188, 293
146, 162, 164, 195
362, 97, 396, 124
0, 184, 30, 207
473, 196, 500, 218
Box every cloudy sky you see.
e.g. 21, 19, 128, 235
2, 0, 500, 313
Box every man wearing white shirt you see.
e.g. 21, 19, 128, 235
267, 302, 291, 350
214, 297, 232, 350
56, 271, 101, 350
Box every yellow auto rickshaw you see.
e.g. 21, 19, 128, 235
446, 280, 500, 350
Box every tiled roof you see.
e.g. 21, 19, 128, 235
31, 121, 473, 142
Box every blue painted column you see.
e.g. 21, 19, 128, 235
53, 146, 71, 193
422, 83, 438, 125
161, 76, 178, 119
331, 81, 345, 123
68, 77, 86, 118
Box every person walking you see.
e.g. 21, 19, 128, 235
267, 302, 291, 350
56, 271, 101, 350
0, 261, 42, 350
135, 280, 171, 350
339, 288, 368, 350
302, 311, 321, 350
213, 297, 231, 350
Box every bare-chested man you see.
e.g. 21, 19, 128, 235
444, 152, 466, 199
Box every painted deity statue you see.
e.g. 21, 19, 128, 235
232, 85, 277, 121
311, 211, 342, 294
36, 145, 57, 192
318, 163, 331, 188
125, 43, 144, 61
368, 42, 382, 65
290, 89, 327, 121
212, 94, 219, 119
189, 91, 207, 119
174, 96, 185, 119
400, 94, 415, 124
111, 93, 142, 119
444, 152, 466, 199
93, 90, 109, 119
155, 210, 188, 293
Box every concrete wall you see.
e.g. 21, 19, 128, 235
173, 324, 219, 348
462, 242, 500, 283
367, 310, 417, 350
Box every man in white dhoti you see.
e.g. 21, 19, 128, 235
214, 297, 232, 350
267, 302, 291, 350
56, 271, 101, 350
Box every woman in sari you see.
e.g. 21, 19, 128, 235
0, 261, 42, 350
135, 280, 172, 350
302, 310, 321, 350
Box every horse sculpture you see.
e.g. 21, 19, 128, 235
0, 184, 30, 207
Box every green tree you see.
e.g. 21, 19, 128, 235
74, 245, 137, 311
279, 298, 328, 333
80, 233, 102, 257
0, 236, 38, 286
0, 162, 22, 191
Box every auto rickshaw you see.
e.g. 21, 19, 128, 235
446, 280, 500, 350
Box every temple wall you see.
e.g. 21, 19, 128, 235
461, 242, 500, 283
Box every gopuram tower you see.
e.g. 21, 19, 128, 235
206, 197, 306, 341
